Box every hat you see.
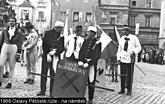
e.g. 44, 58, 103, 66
25, 22, 33, 29
54, 21, 64, 27
9, 17, 16, 22
87, 26, 97, 33
76, 25, 82, 29
123, 25, 130, 31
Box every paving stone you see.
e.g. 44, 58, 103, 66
0, 62, 165, 104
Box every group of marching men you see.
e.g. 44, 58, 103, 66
0, 16, 141, 104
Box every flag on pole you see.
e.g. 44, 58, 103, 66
135, 23, 140, 35
91, 12, 97, 26
61, 9, 69, 60
114, 25, 120, 43
63, 9, 69, 48
96, 25, 118, 60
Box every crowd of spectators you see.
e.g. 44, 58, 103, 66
138, 47, 165, 65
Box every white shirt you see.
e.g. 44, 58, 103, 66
23, 29, 38, 49
117, 34, 141, 63
8, 27, 16, 40
65, 34, 84, 59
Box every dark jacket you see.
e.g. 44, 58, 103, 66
42, 29, 64, 58
0, 27, 23, 52
79, 38, 101, 66
0, 30, 4, 53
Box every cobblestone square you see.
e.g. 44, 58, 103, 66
0, 59, 165, 104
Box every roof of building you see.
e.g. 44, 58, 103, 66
18, 0, 34, 8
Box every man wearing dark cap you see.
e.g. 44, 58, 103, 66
78, 26, 101, 104
22, 21, 38, 84
0, 17, 23, 88
37, 21, 64, 96
65, 25, 84, 62
117, 25, 141, 95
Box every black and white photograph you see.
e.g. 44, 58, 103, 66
0, 0, 165, 104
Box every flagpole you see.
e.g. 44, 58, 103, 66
96, 25, 147, 77
30, 72, 115, 92
114, 25, 120, 43
63, 9, 69, 47
135, 64, 147, 76
50, 0, 53, 29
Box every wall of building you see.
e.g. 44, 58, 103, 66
7, 0, 51, 34
101, 0, 129, 5
99, 0, 161, 47
152, 0, 161, 8
159, 0, 165, 49
130, 0, 161, 8
151, 15, 160, 27
34, 0, 51, 34
51, 0, 98, 32
134, 13, 160, 28
135, 14, 145, 27
18, 7, 34, 22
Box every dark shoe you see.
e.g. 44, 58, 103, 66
24, 79, 30, 84
112, 79, 114, 82
0, 82, 2, 87
115, 79, 118, 83
28, 79, 34, 84
88, 100, 93, 104
5, 83, 12, 89
49, 94, 54, 98
118, 90, 125, 94
37, 91, 45, 96
3, 72, 9, 78
127, 92, 132, 96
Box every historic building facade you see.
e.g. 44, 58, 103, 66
7, 0, 161, 47
7, 0, 98, 34
98, 0, 161, 48
50, 0, 98, 32
0, 0, 16, 27
7, 0, 51, 34
129, 0, 161, 48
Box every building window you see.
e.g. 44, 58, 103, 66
86, 12, 92, 22
132, 0, 136, 6
101, 11, 106, 20
147, 0, 152, 8
61, 11, 66, 17
110, 17, 116, 25
38, 11, 44, 20
73, 12, 79, 22
21, 10, 29, 20
145, 16, 151, 27
61, 11, 66, 21
79, 12, 84, 22
130, 16, 136, 26
38, 0, 44, 2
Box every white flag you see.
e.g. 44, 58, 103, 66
63, 9, 69, 47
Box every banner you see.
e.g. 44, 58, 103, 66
52, 60, 89, 98
135, 23, 140, 35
